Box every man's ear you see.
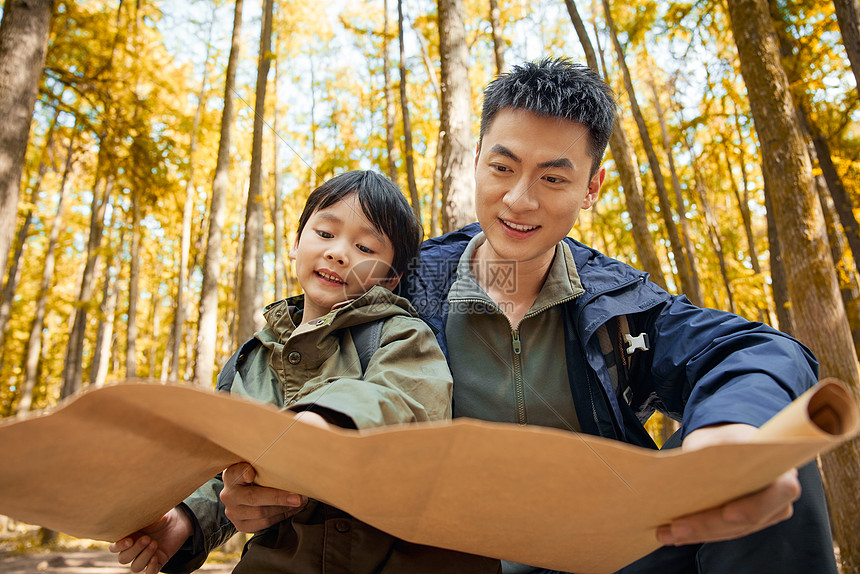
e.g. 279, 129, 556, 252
582, 167, 606, 209
474, 142, 481, 170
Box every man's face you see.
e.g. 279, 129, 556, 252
289, 193, 398, 323
474, 108, 605, 266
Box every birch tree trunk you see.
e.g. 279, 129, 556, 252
0, 0, 53, 281
438, 0, 475, 232
193, 0, 245, 387
61, 176, 112, 399
18, 130, 74, 413
603, 0, 702, 304
489, 0, 506, 74
171, 24, 212, 381
383, 0, 399, 185
126, 194, 141, 378
726, 0, 860, 570
415, 24, 443, 237
564, 0, 668, 289
237, 0, 273, 344
397, 0, 422, 224
832, 0, 860, 100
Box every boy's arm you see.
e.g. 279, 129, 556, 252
290, 316, 453, 428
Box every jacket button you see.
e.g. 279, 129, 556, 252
287, 351, 301, 364
335, 519, 350, 533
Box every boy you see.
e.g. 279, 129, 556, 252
110, 170, 500, 574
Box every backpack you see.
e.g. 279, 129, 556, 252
215, 319, 385, 393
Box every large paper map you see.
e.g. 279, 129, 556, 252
0, 379, 856, 574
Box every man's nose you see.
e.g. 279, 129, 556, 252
502, 176, 538, 211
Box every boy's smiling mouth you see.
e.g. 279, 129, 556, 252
315, 270, 345, 284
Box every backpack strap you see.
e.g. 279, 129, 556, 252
350, 318, 385, 378
218, 318, 386, 393
596, 315, 650, 405
216, 337, 262, 393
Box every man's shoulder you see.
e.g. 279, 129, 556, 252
561, 236, 651, 291
418, 222, 481, 259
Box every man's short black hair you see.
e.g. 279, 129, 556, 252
480, 57, 616, 177
295, 170, 422, 278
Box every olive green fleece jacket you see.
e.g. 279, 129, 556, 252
164, 286, 497, 573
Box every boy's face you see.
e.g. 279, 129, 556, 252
289, 193, 399, 323
474, 108, 604, 268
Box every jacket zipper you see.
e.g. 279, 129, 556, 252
511, 329, 525, 424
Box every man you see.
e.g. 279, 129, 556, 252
219, 58, 837, 573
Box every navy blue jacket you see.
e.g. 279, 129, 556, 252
400, 223, 819, 448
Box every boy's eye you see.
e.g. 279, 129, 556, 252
356, 244, 374, 254
316, 230, 333, 239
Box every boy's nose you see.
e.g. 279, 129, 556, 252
326, 250, 346, 265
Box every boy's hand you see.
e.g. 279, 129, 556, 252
109, 507, 193, 574
656, 423, 801, 546
221, 462, 308, 533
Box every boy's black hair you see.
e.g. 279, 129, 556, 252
295, 170, 422, 278
480, 57, 616, 177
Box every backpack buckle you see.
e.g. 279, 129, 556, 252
624, 332, 649, 354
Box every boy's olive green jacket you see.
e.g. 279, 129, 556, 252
163, 286, 461, 573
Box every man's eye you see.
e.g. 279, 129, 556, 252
357, 244, 374, 254
492, 164, 509, 172
544, 176, 564, 184
316, 230, 333, 238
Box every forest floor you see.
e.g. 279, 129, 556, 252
0, 525, 240, 573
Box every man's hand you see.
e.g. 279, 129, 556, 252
221, 462, 308, 533
109, 507, 193, 574
656, 423, 801, 546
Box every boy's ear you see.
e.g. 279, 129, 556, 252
289, 243, 298, 260
380, 273, 402, 291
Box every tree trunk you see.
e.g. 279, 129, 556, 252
90, 229, 119, 389
0, 210, 31, 354
237, 0, 272, 344
0, 105, 60, 354
603, 0, 701, 304
817, 177, 860, 352
414, 23, 442, 237
0, 0, 53, 282
171, 28, 212, 381
438, 0, 475, 232
271, 53, 286, 302
723, 145, 762, 274
383, 0, 399, 185
564, 0, 668, 289
126, 194, 141, 379
397, 0, 422, 225
489, 0, 505, 74
18, 130, 74, 413
798, 104, 860, 277
725, 0, 860, 571
193, 0, 245, 388
764, 179, 794, 335
832, 0, 860, 101
61, 176, 112, 399
650, 79, 702, 293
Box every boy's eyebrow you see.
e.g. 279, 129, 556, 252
316, 210, 385, 242
488, 144, 573, 170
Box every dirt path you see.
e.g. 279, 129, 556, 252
0, 549, 238, 574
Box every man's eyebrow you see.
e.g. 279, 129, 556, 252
538, 157, 574, 169
488, 144, 521, 162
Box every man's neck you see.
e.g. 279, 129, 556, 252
472, 242, 555, 328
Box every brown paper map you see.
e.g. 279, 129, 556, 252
0, 379, 857, 574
